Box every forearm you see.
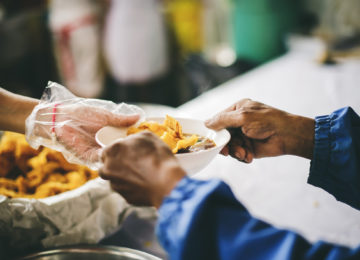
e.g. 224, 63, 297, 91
157, 177, 360, 260
0, 88, 39, 134
283, 113, 315, 159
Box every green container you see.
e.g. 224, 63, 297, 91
232, 0, 301, 63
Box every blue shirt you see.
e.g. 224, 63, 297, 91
156, 107, 360, 260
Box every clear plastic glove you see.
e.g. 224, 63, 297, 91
25, 81, 145, 169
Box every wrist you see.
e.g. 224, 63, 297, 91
153, 161, 186, 208
0, 89, 38, 134
283, 114, 315, 159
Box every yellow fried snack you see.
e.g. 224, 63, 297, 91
127, 115, 198, 153
0, 133, 17, 177
0, 132, 98, 199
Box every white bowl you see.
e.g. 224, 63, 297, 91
96, 117, 230, 175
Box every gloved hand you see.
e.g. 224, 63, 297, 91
26, 81, 144, 169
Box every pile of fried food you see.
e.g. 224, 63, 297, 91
0, 132, 98, 199
127, 115, 198, 154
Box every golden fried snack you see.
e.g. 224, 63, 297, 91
15, 135, 38, 173
127, 115, 198, 153
0, 187, 20, 198
46, 173, 67, 183
0, 132, 17, 153
65, 171, 87, 189
33, 182, 71, 198
32, 171, 89, 199
46, 151, 80, 172
26, 162, 61, 189
0, 178, 18, 190
0, 132, 17, 177
0, 132, 98, 199
16, 176, 27, 194
164, 115, 183, 138
0, 153, 14, 178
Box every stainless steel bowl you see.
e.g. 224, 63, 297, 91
17, 245, 162, 260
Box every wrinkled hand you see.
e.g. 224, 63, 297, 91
99, 131, 186, 208
205, 99, 315, 162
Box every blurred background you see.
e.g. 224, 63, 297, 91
0, 0, 359, 107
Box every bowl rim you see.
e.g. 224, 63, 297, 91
96, 116, 230, 155
16, 244, 161, 260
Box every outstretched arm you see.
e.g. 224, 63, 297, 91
99, 131, 360, 260
0, 84, 141, 167
0, 88, 38, 133
205, 99, 315, 163
158, 177, 360, 260
206, 100, 360, 210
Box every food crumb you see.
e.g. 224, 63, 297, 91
313, 200, 320, 208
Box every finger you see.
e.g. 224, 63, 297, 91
99, 167, 128, 181
205, 99, 252, 128
228, 137, 246, 160
81, 147, 101, 164
98, 168, 110, 180
220, 146, 229, 156
227, 127, 245, 140
232, 146, 246, 161
108, 114, 140, 127
245, 151, 254, 163
241, 136, 255, 161
228, 134, 255, 162
205, 110, 245, 131
103, 141, 127, 159
216, 99, 253, 115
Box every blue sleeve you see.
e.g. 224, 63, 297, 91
157, 177, 360, 260
308, 107, 360, 210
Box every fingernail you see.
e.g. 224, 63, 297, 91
235, 152, 243, 160
220, 150, 228, 156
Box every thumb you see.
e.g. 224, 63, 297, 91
205, 111, 243, 131
108, 114, 140, 127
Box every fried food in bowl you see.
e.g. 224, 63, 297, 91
96, 115, 230, 175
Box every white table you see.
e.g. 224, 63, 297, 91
176, 36, 360, 248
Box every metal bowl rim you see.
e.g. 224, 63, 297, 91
17, 245, 162, 260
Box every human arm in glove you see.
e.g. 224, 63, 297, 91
0, 82, 142, 168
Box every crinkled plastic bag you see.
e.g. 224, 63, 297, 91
0, 177, 156, 254
25, 81, 145, 169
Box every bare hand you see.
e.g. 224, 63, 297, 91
205, 99, 315, 162
99, 131, 186, 208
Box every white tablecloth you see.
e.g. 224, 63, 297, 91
176, 37, 360, 248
